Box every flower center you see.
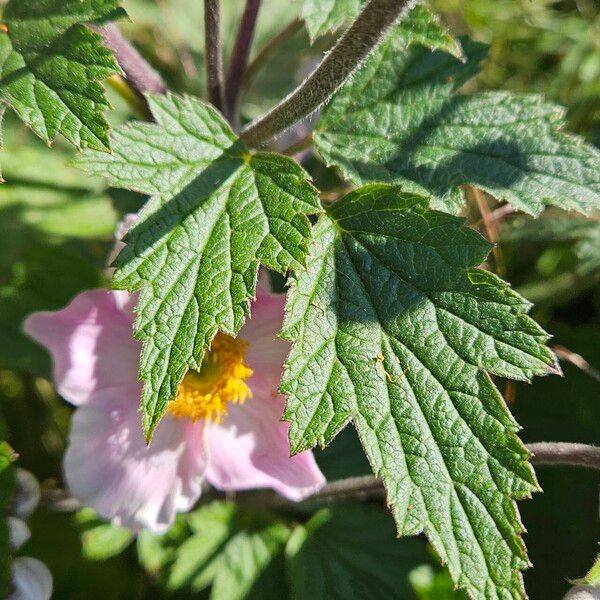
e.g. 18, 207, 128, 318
168, 333, 253, 423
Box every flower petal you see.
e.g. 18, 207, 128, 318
64, 385, 205, 532
9, 557, 53, 600
242, 284, 288, 383
23, 290, 139, 406
204, 378, 325, 501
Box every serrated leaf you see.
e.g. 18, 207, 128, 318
75, 92, 320, 438
391, 5, 463, 60
510, 324, 600, 597
286, 505, 429, 599
0, 0, 126, 151
281, 184, 558, 599
315, 37, 600, 216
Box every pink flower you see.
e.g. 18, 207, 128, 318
24, 285, 325, 532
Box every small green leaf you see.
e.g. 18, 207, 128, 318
286, 505, 429, 599
316, 37, 600, 216
281, 184, 558, 598
76, 92, 320, 438
165, 502, 290, 599
168, 503, 241, 592
76, 508, 134, 561
0, 0, 126, 150
136, 516, 188, 576
210, 522, 290, 600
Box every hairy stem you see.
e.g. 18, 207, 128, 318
240, 0, 417, 147
224, 0, 262, 124
552, 345, 600, 383
41, 442, 600, 513
467, 185, 506, 276
243, 18, 303, 90
233, 442, 600, 508
527, 442, 600, 469
204, 0, 225, 110
94, 23, 166, 116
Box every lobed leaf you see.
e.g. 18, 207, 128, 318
281, 184, 559, 598
0, 0, 126, 151
315, 37, 600, 216
76, 93, 320, 438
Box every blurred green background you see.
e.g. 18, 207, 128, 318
1, 0, 599, 598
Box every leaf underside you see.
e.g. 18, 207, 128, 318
316, 34, 600, 216
76, 92, 320, 437
0, 0, 125, 151
281, 184, 558, 599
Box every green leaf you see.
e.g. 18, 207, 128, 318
75, 508, 134, 561
136, 516, 188, 577
210, 522, 290, 600
302, 0, 360, 42
315, 37, 600, 216
168, 502, 241, 592
502, 213, 600, 277
409, 565, 467, 600
281, 184, 558, 598
510, 324, 600, 597
286, 505, 428, 599
0, 0, 126, 150
76, 92, 320, 438
0, 122, 116, 375
390, 5, 463, 60
165, 502, 290, 599
301, 1, 462, 60
583, 552, 600, 587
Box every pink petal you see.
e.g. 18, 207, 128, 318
242, 284, 289, 384
204, 378, 325, 501
64, 385, 205, 532
23, 290, 140, 406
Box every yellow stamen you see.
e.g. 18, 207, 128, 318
168, 333, 253, 423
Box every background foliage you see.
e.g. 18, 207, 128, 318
1, 0, 599, 597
